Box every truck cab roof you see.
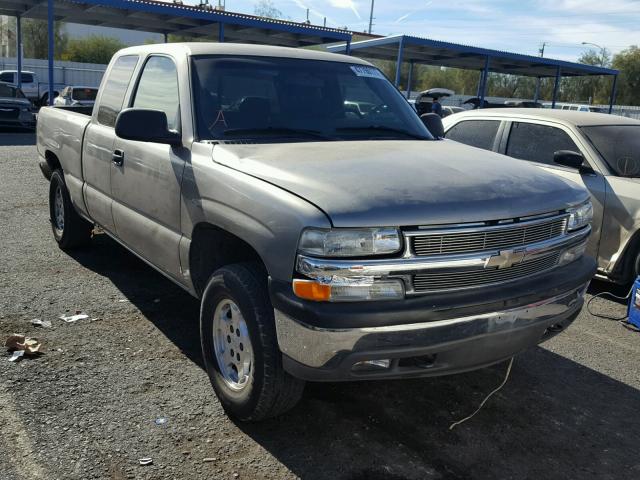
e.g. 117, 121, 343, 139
115, 42, 371, 65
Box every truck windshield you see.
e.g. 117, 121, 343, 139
580, 125, 640, 178
191, 55, 432, 142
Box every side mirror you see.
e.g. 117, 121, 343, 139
554, 150, 594, 175
115, 108, 181, 146
554, 150, 584, 168
420, 113, 445, 139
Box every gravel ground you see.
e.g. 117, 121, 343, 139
1, 131, 640, 480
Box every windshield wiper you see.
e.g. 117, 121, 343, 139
223, 127, 333, 140
336, 125, 430, 140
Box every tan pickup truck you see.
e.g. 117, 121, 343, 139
37, 43, 594, 420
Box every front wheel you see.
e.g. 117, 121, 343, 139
200, 263, 305, 421
49, 169, 92, 249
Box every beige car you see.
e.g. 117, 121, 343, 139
444, 109, 640, 283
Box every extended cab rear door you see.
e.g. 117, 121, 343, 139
83, 55, 139, 233
110, 54, 187, 280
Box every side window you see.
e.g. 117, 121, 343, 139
21, 73, 33, 83
445, 120, 500, 151
97, 55, 139, 128
132, 56, 180, 131
506, 122, 580, 165
0, 72, 14, 82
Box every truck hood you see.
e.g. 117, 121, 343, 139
212, 140, 589, 227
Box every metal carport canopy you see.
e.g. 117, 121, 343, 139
0, 0, 352, 46
327, 34, 619, 113
327, 34, 618, 78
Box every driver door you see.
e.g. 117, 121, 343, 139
110, 55, 187, 280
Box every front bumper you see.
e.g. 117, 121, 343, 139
276, 282, 588, 381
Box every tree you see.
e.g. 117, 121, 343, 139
2, 17, 68, 59
254, 0, 285, 19
612, 46, 640, 106
559, 49, 612, 104
61, 36, 126, 64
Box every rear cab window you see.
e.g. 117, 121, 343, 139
445, 119, 500, 150
97, 55, 139, 127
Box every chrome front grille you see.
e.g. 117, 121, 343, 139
412, 252, 561, 293
411, 216, 567, 257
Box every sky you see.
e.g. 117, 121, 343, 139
228, 0, 640, 60
68, 0, 640, 61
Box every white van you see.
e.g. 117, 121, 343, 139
0, 70, 38, 101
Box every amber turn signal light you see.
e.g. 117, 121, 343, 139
292, 279, 331, 302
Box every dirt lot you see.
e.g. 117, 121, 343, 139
1, 131, 639, 480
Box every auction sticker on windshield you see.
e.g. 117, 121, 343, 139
350, 65, 386, 80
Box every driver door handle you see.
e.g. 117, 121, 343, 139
112, 149, 124, 166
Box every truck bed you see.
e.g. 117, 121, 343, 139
36, 106, 92, 216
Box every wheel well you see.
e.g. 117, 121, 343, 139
189, 224, 265, 297
45, 150, 62, 174
617, 230, 640, 282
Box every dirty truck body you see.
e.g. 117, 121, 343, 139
37, 43, 595, 420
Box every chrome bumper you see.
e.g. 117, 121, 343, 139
275, 283, 588, 380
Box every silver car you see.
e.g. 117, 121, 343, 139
444, 109, 640, 283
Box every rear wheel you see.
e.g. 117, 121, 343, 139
49, 169, 92, 249
200, 263, 305, 421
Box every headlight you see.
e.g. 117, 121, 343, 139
566, 201, 593, 231
298, 227, 401, 257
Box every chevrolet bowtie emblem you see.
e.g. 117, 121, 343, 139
485, 249, 525, 269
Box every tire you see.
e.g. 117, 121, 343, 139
200, 263, 305, 421
49, 169, 92, 249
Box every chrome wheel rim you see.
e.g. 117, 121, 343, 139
212, 299, 253, 391
53, 184, 64, 231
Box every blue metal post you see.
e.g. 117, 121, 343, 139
476, 70, 483, 97
163, 32, 168, 43
218, 22, 224, 43
406, 60, 414, 99
608, 74, 618, 114
394, 37, 405, 88
345, 38, 351, 55
47, 0, 54, 105
551, 66, 561, 109
479, 55, 490, 109
16, 15, 22, 89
